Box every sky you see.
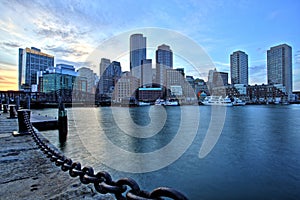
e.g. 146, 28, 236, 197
0, 0, 299, 91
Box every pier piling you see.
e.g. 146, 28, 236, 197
58, 102, 68, 143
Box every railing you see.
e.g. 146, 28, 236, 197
21, 111, 188, 200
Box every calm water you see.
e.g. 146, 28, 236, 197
34, 105, 300, 200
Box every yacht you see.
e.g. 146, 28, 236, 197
232, 98, 246, 106
202, 96, 233, 107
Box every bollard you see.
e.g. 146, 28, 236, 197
0, 103, 2, 111
58, 103, 68, 143
8, 105, 17, 119
15, 96, 20, 111
3, 104, 8, 113
13, 109, 31, 136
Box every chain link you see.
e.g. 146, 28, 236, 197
22, 112, 188, 200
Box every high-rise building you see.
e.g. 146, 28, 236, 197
267, 44, 293, 95
77, 67, 96, 93
98, 61, 122, 96
156, 44, 173, 87
130, 34, 146, 80
230, 50, 248, 85
100, 58, 111, 77
141, 59, 152, 87
99, 58, 111, 93
18, 47, 54, 91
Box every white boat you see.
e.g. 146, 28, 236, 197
165, 99, 179, 106
202, 96, 233, 107
232, 98, 246, 106
155, 98, 165, 105
155, 98, 179, 106
138, 101, 151, 106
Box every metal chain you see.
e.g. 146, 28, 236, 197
22, 112, 188, 200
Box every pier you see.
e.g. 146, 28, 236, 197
0, 111, 113, 199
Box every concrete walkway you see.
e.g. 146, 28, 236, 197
0, 112, 113, 200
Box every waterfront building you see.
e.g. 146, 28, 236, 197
41, 64, 79, 102
18, 47, 54, 91
267, 44, 293, 97
130, 34, 146, 80
194, 78, 209, 97
156, 44, 173, 87
138, 88, 163, 102
97, 61, 122, 98
114, 72, 139, 103
247, 84, 287, 103
207, 68, 228, 90
77, 67, 96, 93
230, 50, 248, 85
141, 59, 152, 87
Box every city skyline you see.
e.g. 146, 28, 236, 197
0, 0, 299, 91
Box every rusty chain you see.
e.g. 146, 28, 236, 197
22, 112, 188, 200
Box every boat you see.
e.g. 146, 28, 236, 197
155, 98, 165, 105
155, 98, 179, 106
165, 99, 179, 106
232, 98, 246, 106
138, 101, 151, 106
202, 96, 233, 107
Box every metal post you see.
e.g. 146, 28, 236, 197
16, 96, 20, 111
26, 94, 30, 109
13, 109, 31, 136
58, 99, 68, 143
3, 104, 8, 113
8, 105, 17, 119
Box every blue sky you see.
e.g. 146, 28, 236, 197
0, 0, 299, 90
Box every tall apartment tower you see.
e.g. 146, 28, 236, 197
267, 44, 292, 95
156, 44, 173, 87
130, 34, 146, 80
18, 47, 54, 91
230, 50, 248, 85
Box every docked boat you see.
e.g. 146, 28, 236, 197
202, 96, 233, 107
155, 98, 179, 106
138, 101, 151, 106
155, 98, 165, 105
165, 99, 179, 106
232, 98, 246, 106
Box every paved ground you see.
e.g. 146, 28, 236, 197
0, 111, 113, 200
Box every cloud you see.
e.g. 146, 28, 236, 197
44, 45, 89, 58
295, 50, 300, 64
249, 64, 267, 85
1, 41, 21, 48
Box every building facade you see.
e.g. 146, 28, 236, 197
141, 59, 152, 87
156, 44, 173, 87
77, 67, 96, 94
230, 50, 248, 85
18, 47, 54, 91
97, 61, 122, 96
130, 34, 146, 80
267, 44, 292, 96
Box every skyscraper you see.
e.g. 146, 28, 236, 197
130, 34, 146, 80
267, 44, 292, 95
99, 61, 122, 95
230, 50, 248, 85
156, 44, 173, 87
18, 47, 54, 91
141, 59, 152, 87
100, 58, 111, 77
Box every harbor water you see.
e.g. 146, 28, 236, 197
33, 105, 300, 200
